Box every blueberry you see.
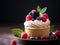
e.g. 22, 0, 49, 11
31, 18, 35, 21
30, 37, 37, 40
36, 17, 41, 20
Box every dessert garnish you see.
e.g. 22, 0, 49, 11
25, 5, 48, 22
11, 28, 23, 37
11, 39, 16, 45
11, 5, 60, 40
21, 32, 28, 39
11, 25, 60, 40
26, 15, 33, 21
41, 35, 47, 40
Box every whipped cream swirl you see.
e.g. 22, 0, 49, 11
24, 19, 50, 28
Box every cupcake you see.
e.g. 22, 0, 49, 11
24, 9, 50, 38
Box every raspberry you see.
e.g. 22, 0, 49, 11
41, 35, 47, 40
49, 35, 55, 39
26, 15, 33, 21
55, 30, 60, 36
41, 16, 47, 22
21, 32, 28, 39
11, 39, 16, 45
43, 13, 48, 19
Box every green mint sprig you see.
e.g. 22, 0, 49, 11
40, 7, 47, 14
36, 5, 47, 15
11, 28, 23, 37
36, 5, 41, 13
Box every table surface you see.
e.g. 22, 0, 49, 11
0, 24, 60, 45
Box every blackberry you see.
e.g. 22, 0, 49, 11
32, 12, 39, 19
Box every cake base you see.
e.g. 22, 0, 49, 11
18, 38, 60, 45
25, 25, 50, 38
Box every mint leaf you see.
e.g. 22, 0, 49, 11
11, 28, 23, 37
50, 25, 55, 32
36, 5, 41, 13
40, 7, 47, 14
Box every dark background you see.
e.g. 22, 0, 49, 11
1, 0, 60, 25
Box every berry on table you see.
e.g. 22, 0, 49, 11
49, 35, 55, 39
11, 39, 16, 45
55, 30, 60, 36
30, 37, 36, 39
54, 30, 60, 39
41, 35, 47, 40
30, 36, 37, 40
26, 15, 33, 21
52, 32, 57, 39
21, 32, 28, 39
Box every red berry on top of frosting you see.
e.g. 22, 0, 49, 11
21, 32, 28, 39
26, 15, 33, 21
40, 13, 49, 22
42, 13, 48, 19
41, 15, 47, 22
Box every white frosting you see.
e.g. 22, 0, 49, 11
24, 19, 50, 28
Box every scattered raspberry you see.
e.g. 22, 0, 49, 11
55, 30, 60, 36
43, 13, 48, 19
41, 35, 47, 40
21, 32, 28, 39
26, 15, 33, 21
11, 39, 16, 45
41, 16, 47, 22
49, 35, 55, 39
